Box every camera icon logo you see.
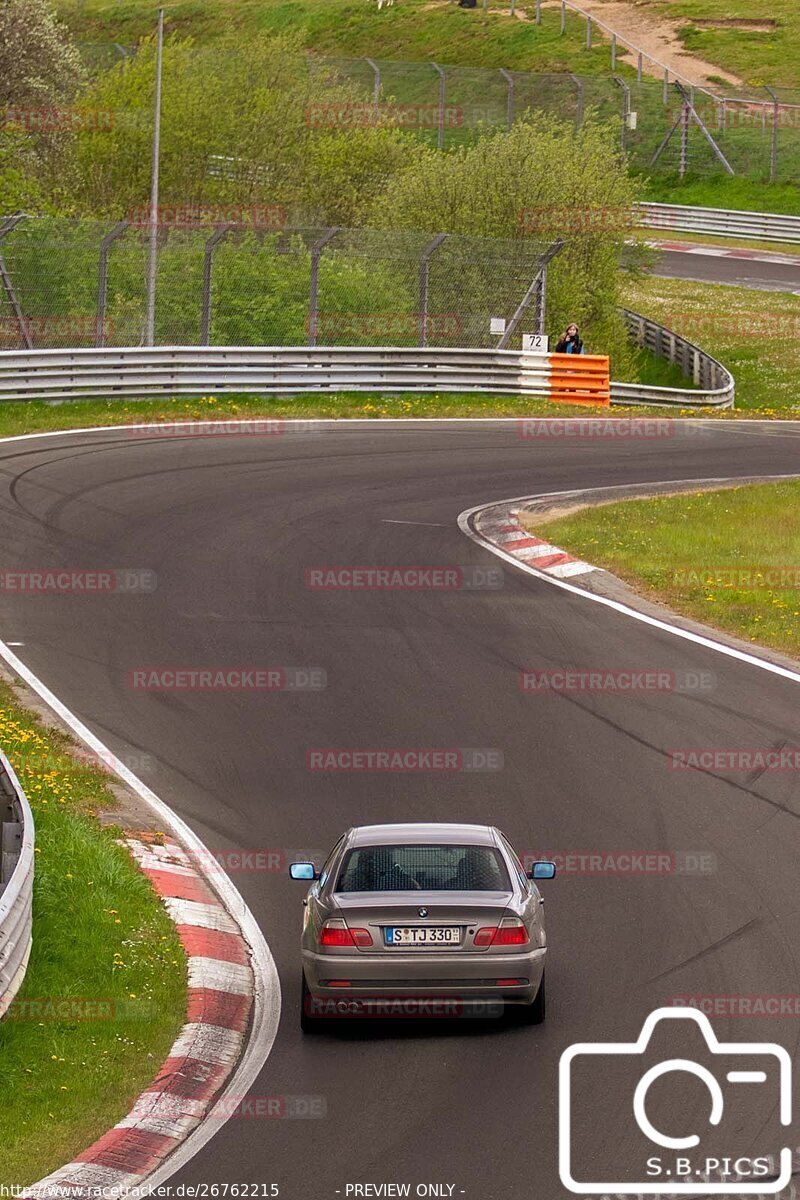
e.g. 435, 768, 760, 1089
559, 1007, 792, 1194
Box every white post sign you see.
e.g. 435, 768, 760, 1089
523, 333, 549, 352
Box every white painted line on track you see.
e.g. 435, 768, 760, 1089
0, 417, 798, 447
459, 476, 800, 688
0, 636, 281, 1186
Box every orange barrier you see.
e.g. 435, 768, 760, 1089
548, 353, 610, 406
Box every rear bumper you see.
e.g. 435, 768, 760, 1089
302, 946, 546, 1008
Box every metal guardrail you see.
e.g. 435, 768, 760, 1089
614, 308, 734, 409
0, 346, 581, 402
0, 749, 34, 1020
0, 330, 732, 408
637, 202, 800, 244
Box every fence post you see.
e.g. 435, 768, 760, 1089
535, 0, 541, 23
497, 239, 563, 349
418, 233, 448, 347
765, 86, 779, 182
586, 16, 592, 48
611, 33, 616, 70
679, 101, 689, 177
308, 228, 341, 347
499, 68, 514, 129
0, 215, 32, 350
364, 57, 381, 113
637, 52, 642, 83
97, 220, 129, 347
663, 68, 669, 105
613, 75, 630, 150
536, 265, 548, 335
144, 7, 164, 347
432, 62, 446, 150
570, 74, 584, 128
200, 224, 232, 346
560, 1, 566, 34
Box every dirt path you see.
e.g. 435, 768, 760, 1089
430, 0, 743, 88
562, 0, 742, 87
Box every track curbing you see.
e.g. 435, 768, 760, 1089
20, 835, 257, 1199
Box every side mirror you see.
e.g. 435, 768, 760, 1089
289, 862, 318, 881
528, 860, 556, 881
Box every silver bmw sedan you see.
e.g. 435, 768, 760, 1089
289, 822, 555, 1031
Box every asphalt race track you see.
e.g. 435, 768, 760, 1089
647, 246, 800, 293
1, 420, 799, 1197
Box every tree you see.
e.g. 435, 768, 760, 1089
369, 114, 643, 370
0, 0, 86, 214
65, 33, 422, 224
0, 0, 85, 108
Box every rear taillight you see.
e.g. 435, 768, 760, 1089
474, 918, 529, 947
318, 919, 373, 947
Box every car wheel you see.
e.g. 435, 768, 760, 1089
300, 971, 326, 1034
512, 970, 546, 1025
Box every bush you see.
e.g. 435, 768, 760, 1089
369, 114, 643, 372
65, 33, 422, 225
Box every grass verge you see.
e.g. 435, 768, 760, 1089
621, 273, 800, 415
0, 271, 797, 433
637, 176, 800, 217
0, 384, 696, 440
0, 685, 186, 1187
529, 481, 800, 658
58, 0, 634, 75
628, 0, 800, 90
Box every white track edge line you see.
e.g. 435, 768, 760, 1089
0, 637, 281, 1189
0, 417, 799, 446
459, 477, 800, 688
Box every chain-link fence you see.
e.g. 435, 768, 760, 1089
76, 42, 800, 183
0, 216, 560, 351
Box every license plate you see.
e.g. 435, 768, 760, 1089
385, 926, 460, 946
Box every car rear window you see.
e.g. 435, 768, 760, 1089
336, 844, 510, 892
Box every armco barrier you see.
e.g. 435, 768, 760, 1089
0, 749, 34, 1020
550, 353, 610, 405
615, 308, 734, 409
0, 326, 732, 409
637, 202, 800, 244
0, 346, 608, 404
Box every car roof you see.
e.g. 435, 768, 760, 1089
349, 823, 496, 847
